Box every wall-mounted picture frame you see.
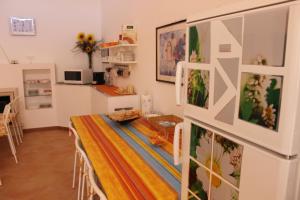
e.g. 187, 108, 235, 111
10, 17, 36, 36
156, 20, 186, 84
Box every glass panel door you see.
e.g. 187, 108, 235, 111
242, 7, 289, 67
183, 120, 244, 200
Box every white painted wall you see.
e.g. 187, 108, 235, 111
0, 0, 103, 82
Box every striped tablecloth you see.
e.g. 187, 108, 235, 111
71, 114, 181, 200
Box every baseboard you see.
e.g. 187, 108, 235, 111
23, 126, 68, 133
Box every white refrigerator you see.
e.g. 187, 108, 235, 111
173, 1, 300, 200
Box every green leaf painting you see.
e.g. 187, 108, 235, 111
239, 73, 283, 130
187, 70, 209, 109
188, 22, 210, 63
190, 124, 209, 158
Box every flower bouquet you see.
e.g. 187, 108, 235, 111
73, 32, 100, 69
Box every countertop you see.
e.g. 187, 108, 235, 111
56, 82, 136, 97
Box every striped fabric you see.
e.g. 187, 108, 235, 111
71, 114, 181, 200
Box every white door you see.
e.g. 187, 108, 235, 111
180, 117, 298, 200
176, 2, 300, 156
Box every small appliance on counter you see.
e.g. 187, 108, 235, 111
63, 68, 92, 84
104, 68, 117, 86
93, 72, 105, 85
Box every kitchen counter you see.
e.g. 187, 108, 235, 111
55, 83, 140, 126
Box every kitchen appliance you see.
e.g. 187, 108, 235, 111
63, 68, 92, 84
93, 72, 105, 85
174, 1, 300, 200
120, 24, 137, 44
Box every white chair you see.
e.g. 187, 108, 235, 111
0, 104, 18, 163
87, 166, 107, 200
70, 122, 80, 189
77, 139, 107, 200
70, 125, 107, 200
9, 96, 23, 145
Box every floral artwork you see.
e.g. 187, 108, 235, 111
210, 175, 239, 200
190, 124, 213, 166
189, 22, 211, 63
187, 69, 210, 109
156, 20, 186, 83
239, 73, 283, 130
189, 160, 210, 200
213, 134, 243, 187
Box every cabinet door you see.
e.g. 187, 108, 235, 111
186, 3, 300, 155
91, 88, 107, 114
181, 118, 298, 200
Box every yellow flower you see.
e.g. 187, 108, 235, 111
77, 32, 85, 41
86, 34, 95, 43
205, 158, 222, 188
85, 46, 92, 53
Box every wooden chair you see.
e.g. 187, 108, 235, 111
0, 104, 18, 163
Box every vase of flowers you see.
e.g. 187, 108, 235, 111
73, 32, 99, 69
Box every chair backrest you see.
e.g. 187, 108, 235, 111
72, 128, 107, 200
69, 122, 80, 141
3, 104, 11, 125
88, 167, 107, 200
10, 96, 20, 114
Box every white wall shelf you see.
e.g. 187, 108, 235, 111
23, 69, 53, 110
100, 43, 138, 66
100, 43, 138, 49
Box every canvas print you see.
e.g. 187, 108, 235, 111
189, 160, 210, 200
213, 134, 243, 187
210, 175, 239, 200
189, 22, 211, 63
187, 69, 210, 109
190, 123, 213, 166
239, 73, 283, 130
156, 20, 186, 83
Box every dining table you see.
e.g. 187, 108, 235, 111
71, 114, 181, 200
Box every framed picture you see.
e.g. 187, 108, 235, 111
156, 20, 186, 84
10, 17, 36, 36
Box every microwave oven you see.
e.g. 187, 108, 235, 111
63, 69, 93, 84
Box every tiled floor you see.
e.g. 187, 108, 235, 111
0, 129, 77, 200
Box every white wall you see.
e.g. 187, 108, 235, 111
100, 0, 245, 117
0, 64, 57, 129
0, 0, 103, 82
